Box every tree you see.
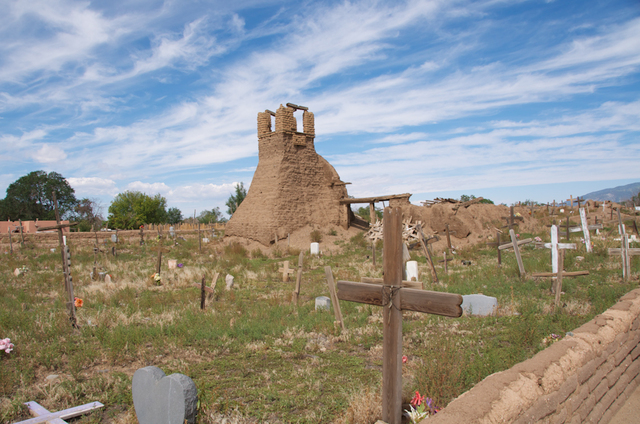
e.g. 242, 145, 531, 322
0, 170, 77, 221
198, 207, 225, 224
226, 182, 247, 216
107, 191, 167, 229
166, 207, 183, 225
356, 206, 383, 222
459, 194, 494, 204
72, 198, 104, 232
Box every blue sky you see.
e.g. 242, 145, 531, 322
1, 0, 639, 218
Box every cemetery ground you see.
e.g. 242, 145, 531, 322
0, 215, 638, 424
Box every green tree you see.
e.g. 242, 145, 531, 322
107, 191, 167, 229
166, 207, 183, 225
0, 170, 77, 221
459, 194, 494, 204
226, 182, 247, 216
198, 207, 224, 224
356, 206, 383, 222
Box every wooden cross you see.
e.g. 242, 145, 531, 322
191, 273, 219, 309
497, 229, 531, 276
336, 207, 462, 424
567, 195, 575, 209
18, 219, 25, 248
324, 267, 346, 331
7, 228, 13, 254
576, 196, 585, 209
36, 192, 79, 327
578, 208, 593, 252
279, 261, 295, 282
543, 225, 576, 273
18, 400, 103, 424
293, 252, 304, 303
486, 230, 503, 266
416, 223, 438, 283
155, 243, 171, 274
608, 235, 639, 281
443, 223, 456, 250
501, 206, 524, 231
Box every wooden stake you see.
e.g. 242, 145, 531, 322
416, 223, 438, 283
200, 275, 206, 310
8, 228, 13, 255
293, 252, 304, 303
555, 250, 564, 308
324, 266, 345, 331
18, 219, 25, 248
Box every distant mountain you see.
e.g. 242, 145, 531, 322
581, 182, 640, 203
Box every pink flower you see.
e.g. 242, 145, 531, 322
402, 355, 408, 364
0, 338, 14, 354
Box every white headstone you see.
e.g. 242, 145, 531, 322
225, 274, 234, 290
310, 242, 320, 255
168, 259, 177, 269
202, 237, 209, 243
63, 235, 67, 245
104, 274, 112, 284
111, 234, 117, 243
405, 261, 419, 281
169, 226, 175, 238
461, 294, 498, 316
315, 296, 331, 311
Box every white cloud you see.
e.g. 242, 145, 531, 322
66, 177, 118, 196
31, 144, 67, 163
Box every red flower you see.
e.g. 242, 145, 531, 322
402, 355, 408, 364
410, 391, 425, 407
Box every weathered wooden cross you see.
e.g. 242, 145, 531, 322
486, 230, 503, 266
292, 252, 304, 303
336, 207, 462, 424
502, 206, 524, 231
192, 273, 219, 309
7, 228, 13, 254
416, 223, 438, 283
279, 260, 295, 282
18, 219, 25, 248
18, 400, 103, 424
36, 192, 79, 327
155, 242, 171, 274
608, 234, 639, 281
578, 208, 593, 252
498, 229, 532, 276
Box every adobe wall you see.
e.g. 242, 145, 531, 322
427, 288, 640, 424
225, 104, 350, 245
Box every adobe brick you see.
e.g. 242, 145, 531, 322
568, 384, 590, 415
550, 406, 568, 424
576, 393, 596, 421
586, 401, 606, 424
568, 412, 582, 424
612, 373, 631, 397
593, 380, 609, 403
610, 300, 633, 311
578, 355, 606, 385
589, 360, 614, 392
631, 344, 640, 360
608, 356, 631, 387
599, 389, 618, 411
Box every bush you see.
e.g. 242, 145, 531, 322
310, 230, 323, 243
224, 242, 247, 258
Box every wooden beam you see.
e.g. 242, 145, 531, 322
360, 277, 422, 290
325, 267, 345, 331
339, 193, 412, 205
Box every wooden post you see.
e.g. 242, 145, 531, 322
198, 222, 202, 252
369, 202, 377, 224
416, 223, 438, 283
200, 275, 206, 310
382, 207, 403, 423
8, 228, 13, 255
497, 232, 502, 266
371, 242, 376, 267
579, 208, 592, 253
140, 226, 144, 245
293, 252, 303, 303
497, 230, 532, 276
443, 251, 448, 273
445, 223, 452, 250
555, 250, 564, 308
18, 219, 25, 248
324, 266, 345, 331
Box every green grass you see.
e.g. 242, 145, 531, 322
0, 225, 638, 423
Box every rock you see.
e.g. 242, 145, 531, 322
132, 366, 198, 424
225, 274, 234, 290
315, 296, 331, 311
46, 374, 60, 383
461, 294, 498, 316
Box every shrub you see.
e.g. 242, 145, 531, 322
310, 230, 323, 243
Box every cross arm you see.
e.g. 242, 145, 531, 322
36, 222, 79, 231
336, 280, 462, 318
498, 238, 533, 250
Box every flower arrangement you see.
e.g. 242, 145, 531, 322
74, 297, 83, 308
405, 390, 438, 423
541, 333, 561, 346
535, 236, 542, 243
0, 338, 14, 354
152, 273, 162, 285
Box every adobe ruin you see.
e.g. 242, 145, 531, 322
224, 103, 354, 245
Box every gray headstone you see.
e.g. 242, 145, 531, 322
315, 296, 331, 311
111, 234, 118, 243
132, 366, 197, 424
169, 227, 175, 238
461, 294, 498, 316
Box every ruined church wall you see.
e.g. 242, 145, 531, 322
427, 288, 640, 424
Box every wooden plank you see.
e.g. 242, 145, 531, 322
381, 207, 402, 424
293, 252, 303, 303
608, 248, 640, 256
337, 281, 462, 317
531, 271, 589, 277
497, 238, 533, 250
18, 401, 104, 424
555, 250, 564, 308
416, 223, 438, 283
580, 208, 592, 253
324, 267, 345, 331
24, 402, 66, 424
360, 277, 422, 290
509, 229, 525, 276
339, 193, 412, 205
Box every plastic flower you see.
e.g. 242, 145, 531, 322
74, 297, 83, 308
411, 391, 426, 407
177, 263, 184, 268
535, 236, 542, 242
0, 338, 14, 354
402, 355, 408, 364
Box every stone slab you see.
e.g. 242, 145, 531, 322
315, 296, 331, 311
132, 366, 197, 424
461, 294, 498, 316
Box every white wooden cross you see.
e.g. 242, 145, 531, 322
544, 225, 576, 273
17, 401, 103, 424
498, 229, 532, 276
608, 235, 639, 281
579, 208, 592, 253
336, 207, 462, 424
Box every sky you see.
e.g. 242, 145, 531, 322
1, 0, 639, 219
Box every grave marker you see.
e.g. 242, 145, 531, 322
498, 229, 531, 276
336, 207, 462, 424
579, 208, 592, 253
279, 260, 295, 282
8, 228, 13, 254
18, 219, 25, 248
542, 225, 576, 273
324, 267, 345, 331
36, 192, 79, 327
502, 206, 524, 231
416, 223, 438, 283
608, 235, 638, 281
293, 252, 304, 303
18, 401, 104, 424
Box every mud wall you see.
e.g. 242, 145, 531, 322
427, 288, 640, 424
